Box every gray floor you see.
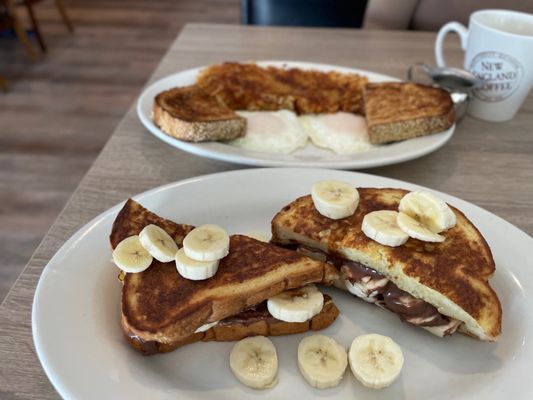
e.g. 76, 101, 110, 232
0, 0, 239, 301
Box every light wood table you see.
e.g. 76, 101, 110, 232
1, 23, 532, 399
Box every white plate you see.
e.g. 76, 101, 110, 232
136, 61, 455, 169
33, 169, 531, 399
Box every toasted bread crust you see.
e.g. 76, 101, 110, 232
271, 188, 502, 341
123, 295, 339, 355
110, 198, 194, 249
364, 83, 455, 144
152, 86, 246, 142
111, 199, 335, 344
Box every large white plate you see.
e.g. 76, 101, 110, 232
137, 61, 455, 169
33, 169, 531, 399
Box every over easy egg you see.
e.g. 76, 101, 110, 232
230, 110, 308, 154
299, 112, 373, 154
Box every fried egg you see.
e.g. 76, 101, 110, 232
299, 112, 373, 154
230, 110, 308, 154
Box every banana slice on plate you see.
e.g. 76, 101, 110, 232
267, 284, 324, 323
183, 224, 230, 261
230, 336, 278, 390
397, 212, 445, 243
361, 210, 409, 247
298, 334, 348, 389
311, 180, 359, 220
139, 224, 178, 262
112, 235, 153, 273
175, 248, 219, 280
399, 191, 456, 233
348, 333, 404, 389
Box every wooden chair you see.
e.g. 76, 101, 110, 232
1, 0, 73, 55
1, 0, 39, 60
0, 73, 7, 91
23, 0, 74, 52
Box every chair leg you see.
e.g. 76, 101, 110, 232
0, 74, 8, 91
4, 0, 39, 61
25, 0, 47, 53
55, 0, 74, 32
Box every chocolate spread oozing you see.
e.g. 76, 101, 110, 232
295, 245, 458, 333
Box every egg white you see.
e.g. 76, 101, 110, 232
299, 112, 373, 154
230, 110, 308, 154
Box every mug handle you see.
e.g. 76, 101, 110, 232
435, 22, 468, 67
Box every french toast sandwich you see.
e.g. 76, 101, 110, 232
111, 199, 339, 354
271, 188, 502, 341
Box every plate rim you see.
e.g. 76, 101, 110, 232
32, 168, 532, 399
136, 61, 456, 169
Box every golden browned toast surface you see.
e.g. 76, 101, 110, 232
154, 85, 240, 122
364, 82, 455, 144
271, 188, 502, 340
152, 85, 246, 142
196, 62, 368, 115
111, 199, 334, 344
110, 198, 194, 249
124, 294, 339, 355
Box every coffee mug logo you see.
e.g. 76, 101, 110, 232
469, 52, 523, 102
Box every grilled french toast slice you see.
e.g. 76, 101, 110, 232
111, 199, 338, 346
271, 187, 501, 341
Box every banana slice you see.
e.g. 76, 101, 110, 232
230, 336, 278, 390
397, 212, 445, 243
399, 191, 456, 233
139, 224, 178, 263
311, 180, 359, 219
298, 334, 348, 389
194, 320, 219, 333
112, 235, 153, 273
183, 224, 230, 262
361, 210, 409, 247
267, 284, 324, 323
175, 248, 219, 280
348, 333, 404, 389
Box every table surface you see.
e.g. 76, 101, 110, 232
1, 23, 532, 399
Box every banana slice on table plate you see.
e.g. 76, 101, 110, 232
311, 180, 359, 219
298, 334, 348, 389
399, 191, 456, 233
175, 248, 219, 280
361, 210, 409, 247
230, 336, 278, 390
348, 333, 404, 389
112, 235, 153, 273
139, 224, 178, 262
267, 284, 324, 323
183, 224, 230, 261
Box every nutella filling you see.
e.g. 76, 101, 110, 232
295, 244, 460, 335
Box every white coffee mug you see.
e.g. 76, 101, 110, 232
435, 9, 533, 122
